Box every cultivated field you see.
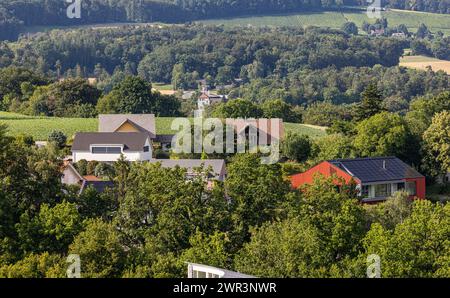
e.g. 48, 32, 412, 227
199, 9, 450, 35
400, 55, 450, 74
0, 112, 327, 140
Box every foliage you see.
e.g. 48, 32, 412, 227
422, 111, 450, 179
353, 112, 417, 163
282, 133, 312, 163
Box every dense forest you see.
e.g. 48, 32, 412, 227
0, 25, 448, 115
0, 0, 449, 40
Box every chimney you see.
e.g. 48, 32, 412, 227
383, 160, 386, 170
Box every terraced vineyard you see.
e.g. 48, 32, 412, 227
200, 9, 450, 35
0, 112, 327, 141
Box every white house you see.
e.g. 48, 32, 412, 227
198, 88, 227, 110
187, 263, 254, 279
71, 132, 152, 162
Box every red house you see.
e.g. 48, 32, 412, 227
291, 157, 426, 203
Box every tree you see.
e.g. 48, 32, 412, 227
225, 154, 290, 248
422, 111, 450, 180
97, 76, 180, 116
48, 130, 67, 149
282, 133, 312, 163
416, 23, 431, 39
181, 230, 232, 270
406, 91, 450, 137
27, 78, 101, 117
16, 201, 83, 253
261, 99, 300, 122
0, 253, 65, 278
342, 22, 358, 35
353, 112, 415, 162
212, 99, 263, 119
106, 76, 154, 114
234, 218, 324, 277
363, 200, 449, 277
354, 83, 384, 122
364, 191, 413, 230
314, 133, 354, 161
69, 219, 126, 278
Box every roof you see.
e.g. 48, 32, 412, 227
62, 163, 84, 181
225, 118, 285, 141
152, 159, 226, 175
187, 263, 255, 278
72, 132, 149, 152
80, 180, 114, 194
99, 114, 156, 138
329, 157, 424, 183
83, 175, 102, 182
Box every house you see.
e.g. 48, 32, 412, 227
151, 159, 227, 182
72, 114, 160, 162
291, 157, 426, 203
226, 118, 285, 145
71, 132, 152, 162
61, 162, 84, 186
198, 87, 227, 110
61, 162, 114, 194
187, 263, 254, 279
79, 176, 114, 195
392, 32, 407, 38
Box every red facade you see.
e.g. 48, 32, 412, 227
291, 161, 426, 201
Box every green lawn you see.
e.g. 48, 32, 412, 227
0, 112, 327, 141
153, 83, 175, 91
199, 9, 450, 35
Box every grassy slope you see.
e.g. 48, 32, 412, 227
0, 112, 326, 140
199, 9, 450, 35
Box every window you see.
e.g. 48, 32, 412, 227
143, 146, 150, 153
375, 184, 391, 198
397, 182, 405, 191
406, 181, 416, 196
191, 270, 219, 279
361, 185, 369, 197
91, 146, 122, 154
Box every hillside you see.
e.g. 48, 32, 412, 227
0, 112, 326, 141
200, 9, 450, 35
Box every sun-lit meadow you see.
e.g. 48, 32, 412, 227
400, 55, 450, 74
0, 112, 327, 141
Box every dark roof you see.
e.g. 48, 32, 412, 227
329, 157, 424, 183
80, 180, 114, 194
72, 132, 149, 151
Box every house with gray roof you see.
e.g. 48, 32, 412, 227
72, 132, 152, 162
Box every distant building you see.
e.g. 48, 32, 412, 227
198, 87, 227, 110
370, 28, 385, 36
187, 263, 255, 279
291, 157, 426, 203
392, 32, 407, 38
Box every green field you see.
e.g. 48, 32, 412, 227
0, 112, 326, 141
199, 9, 450, 35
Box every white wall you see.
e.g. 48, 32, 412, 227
73, 150, 152, 163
